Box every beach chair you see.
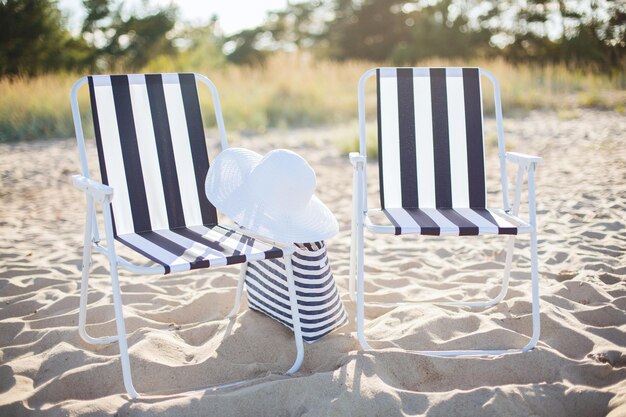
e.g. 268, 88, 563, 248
349, 67, 542, 356
69, 73, 305, 398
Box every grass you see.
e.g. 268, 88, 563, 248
336, 121, 380, 157
1, 54, 624, 143
0, 74, 86, 142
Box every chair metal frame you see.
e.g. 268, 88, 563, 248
348, 67, 542, 357
70, 74, 304, 399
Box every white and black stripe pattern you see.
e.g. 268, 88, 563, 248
88, 73, 217, 237
380, 207, 530, 236
88, 74, 284, 272
245, 242, 348, 343
116, 225, 283, 274
376, 67, 528, 236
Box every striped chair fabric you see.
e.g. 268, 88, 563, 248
245, 242, 348, 343
88, 73, 283, 273
375, 67, 530, 236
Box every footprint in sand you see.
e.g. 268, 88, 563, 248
588, 351, 626, 368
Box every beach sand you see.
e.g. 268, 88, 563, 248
0, 109, 625, 416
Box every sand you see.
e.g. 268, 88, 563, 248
0, 109, 625, 416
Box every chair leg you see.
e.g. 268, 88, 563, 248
226, 262, 248, 318
523, 227, 541, 351
109, 263, 138, 398
444, 235, 515, 309
78, 248, 119, 345
284, 254, 305, 374
355, 222, 372, 351
419, 231, 540, 357
349, 168, 359, 301
523, 165, 541, 350
348, 217, 358, 301
78, 196, 118, 345
102, 203, 138, 399
357, 231, 540, 357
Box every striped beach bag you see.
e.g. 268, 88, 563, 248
244, 241, 348, 343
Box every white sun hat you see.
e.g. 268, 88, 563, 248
205, 147, 339, 244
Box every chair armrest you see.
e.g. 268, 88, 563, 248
71, 175, 114, 203
506, 152, 543, 167
349, 152, 366, 167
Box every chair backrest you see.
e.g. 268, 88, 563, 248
87, 73, 218, 236
375, 67, 488, 210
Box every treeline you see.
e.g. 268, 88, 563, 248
232, 0, 625, 70
0, 0, 187, 77
1, 0, 624, 79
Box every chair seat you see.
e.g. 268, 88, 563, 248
366, 207, 531, 236
116, 225, 283, 274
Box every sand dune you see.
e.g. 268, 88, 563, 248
0, 109, 625, 416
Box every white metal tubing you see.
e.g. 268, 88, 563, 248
411, 347, 531, 357
91, 213, 101, 244
357, 210, 539, 353
284, 254, 305, 374
445, 140, 530, 310
438, 165, 540, 356
70, 77, 89, 177
357, 160, 367, 301
385, 190, 538, 354
358, 69, 377, 157
444, 235, 515, 308
511, 165, 525, 216
527, 163, 541, 346
357, 239, 538, 353
480, 69, 510, 211
78, 195, 119, 345
71, 175, 114, 204
496, 235, 515, 304
355, 157, 372, 350
102, 199, 138, 399
349, 153, 367, 300
348, 210, 357, 300
363, 215, 399, 234
71, 77, 101, 243
91, 244, 164, 274
358, 69, 376, 213
353, 159, 367, 301
195, 74, 229, 151
348, 159, 360, 301
226, 262, 248, 318
78, 194, 93, 338
355, 227, 371, 350
506, 152, 542, 165
72, 77, 123, 345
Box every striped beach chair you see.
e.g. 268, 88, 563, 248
349, 67, 542, 356
70, 73, 306, 398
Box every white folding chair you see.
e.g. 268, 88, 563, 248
70, 73, 304, 398
349, 67, 542, 356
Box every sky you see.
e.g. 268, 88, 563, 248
58, 0, 290, 35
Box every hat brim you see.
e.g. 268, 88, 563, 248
205, 147, 261, 217
205, 147, 339, 244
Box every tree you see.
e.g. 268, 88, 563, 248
149, 17, 226, 72
223, 28, 270, 66
325, 0, 411, 61
80, 0, 177, 72
0, 0, 90, 77
390, 0, 492, 64
322, 0, 492, 64
222, 0, 624, 69
486, 0, 625, 69
223, 1, 327, 65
